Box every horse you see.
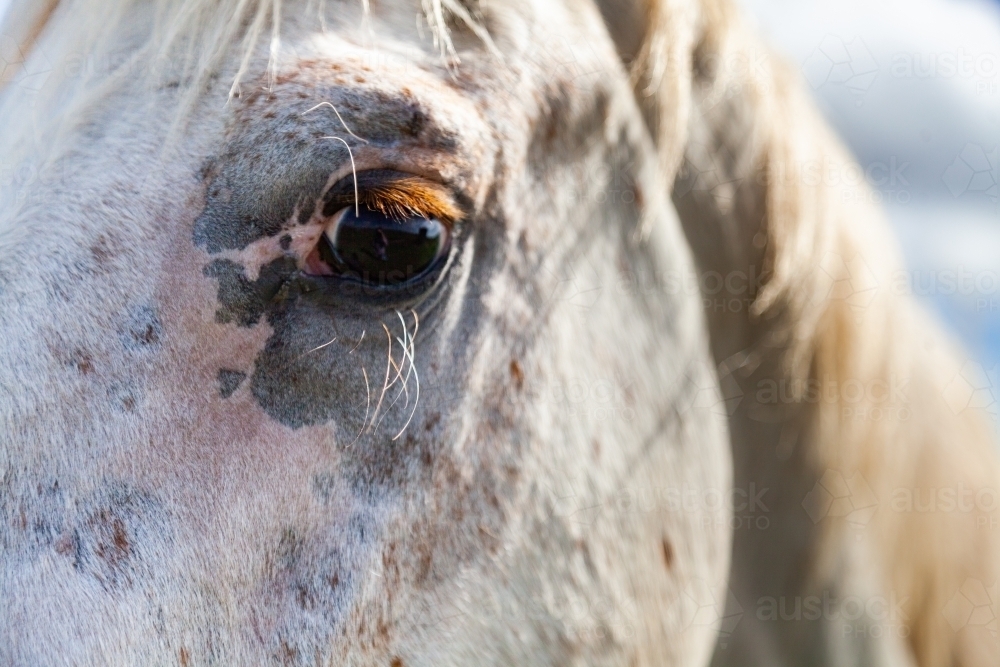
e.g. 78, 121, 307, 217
0, 0, 996, 665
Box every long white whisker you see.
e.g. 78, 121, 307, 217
374, 342, 409, 432
348, 329, 366, 353
304, 102, 368, 144
375, 314, 415, 433
351, 364, 371, 447
393, 326, 420, 441
320, 135, 359, 216
386, 355, 404, 390
368, 323, 394, 433
395, 311, 415, 410
299, 336, 337, 359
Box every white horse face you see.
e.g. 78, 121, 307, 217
0, 1, 730, 664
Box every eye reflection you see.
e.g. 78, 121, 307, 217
307, 205, 450, 286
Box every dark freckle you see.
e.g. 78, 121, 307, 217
661, 537, 674, 570
279, 640, 297, 663
89, 235, 114, 264
179, 647, 190, 667
391, 657, 404, 667
109, 382, 141, 413
112, 520, 129, 552
121, 305, 163, 351
312, 473, 336, 502
354, 75, 366, 83
71, 350, 94, 374
633, 183, 645, 209
218, 369, 247, 398
54, 534, 75, 555
424, 412, 441, 432
509, 359, 524, 389
280, 234, 292, 250
405, 108, 427, 137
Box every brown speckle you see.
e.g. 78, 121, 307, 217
71, 350, 94, 374
54, 534, 75, 555
661, 537, 674, 570
424, 412, 441, 432
179, 647, 190, 667
89, 234, 114, 265
509, 359, 524, 389
391, 658, 404, 667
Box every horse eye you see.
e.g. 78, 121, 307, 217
307, 206, 450, 286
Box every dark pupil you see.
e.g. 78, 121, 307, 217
320, 207, 445, 285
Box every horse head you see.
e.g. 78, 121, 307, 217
0, 1, 733, 664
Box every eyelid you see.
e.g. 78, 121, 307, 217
322, 171, 463, 224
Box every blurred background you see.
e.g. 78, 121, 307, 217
738, 0, 1000, 407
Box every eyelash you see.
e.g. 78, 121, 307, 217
320, 171, 462, 225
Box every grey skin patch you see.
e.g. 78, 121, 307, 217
203, 257, 297, 327
217, 369, 246, 398
528, 85, 611, 177
193, 87, 457, 254
249, 296, 370, 430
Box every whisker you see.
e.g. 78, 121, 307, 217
374, 338, 409, 433
320, 135, 359, 216
393, 329, 420, 441
298, 336, 337, 359
374, 313, 415, 434
368, 323, 394, 433
395, 311, 415, 410
348, 329, 366, 354
304, 102, 369, 144
351, 364, 371, 447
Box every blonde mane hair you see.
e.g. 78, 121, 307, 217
628, 1, 1000, 664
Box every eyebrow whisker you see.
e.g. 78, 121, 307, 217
304, 101, 369, 144
321, 135, 359, 217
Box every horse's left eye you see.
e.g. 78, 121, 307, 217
306, 206, 450, 286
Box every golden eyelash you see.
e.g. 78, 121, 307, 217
358, 177, 463, 223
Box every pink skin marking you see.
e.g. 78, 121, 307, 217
211, 206, 348, 280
